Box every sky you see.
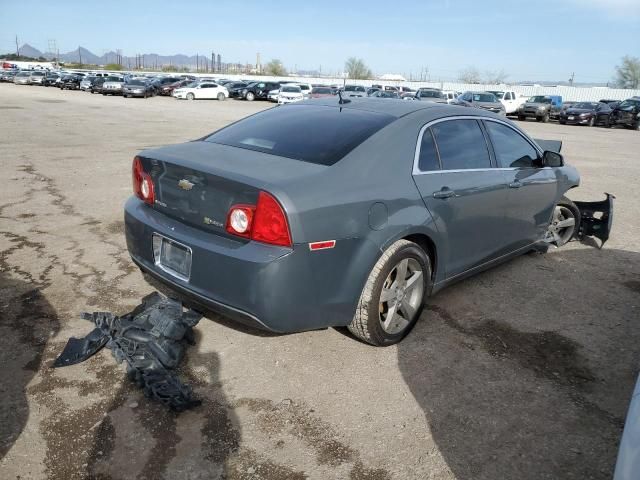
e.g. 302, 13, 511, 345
1, 0, 639, 82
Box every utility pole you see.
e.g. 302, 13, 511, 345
569, 72, 575, 86
78, 46, 82, 65
217, 54, 221, 73
15, 35, 19, 56
212, 52, 215, 73
196, 54, 199, 73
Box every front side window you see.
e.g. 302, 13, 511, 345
431, 120, 491, 170
485, 121, 538, 168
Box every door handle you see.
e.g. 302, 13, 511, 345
508, 181, 522, 188
433, 188, 456, 199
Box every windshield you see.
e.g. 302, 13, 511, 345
32, 72, 45, 76
281, 86, 301, 93
472, 93, 497, 102
17, 72, 30, 77
344, 85, 363, 92
573, 102, 598, 109
105, 76, 122, 82
487, 91, 504, 99
311, 87, 332, 94
205, 105, 394, 166
127, 80, 146, 86
529, 96, 551, 103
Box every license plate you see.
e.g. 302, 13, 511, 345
152, 234, 192, 281
568, 116, 574, 120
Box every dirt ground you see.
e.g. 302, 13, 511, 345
0, 83, 639, 480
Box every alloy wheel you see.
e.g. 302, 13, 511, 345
379, 258, 424, 335
545, 206, 576, 246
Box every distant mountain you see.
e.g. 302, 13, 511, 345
17, 43, 44, 59
11, 44, 222, 70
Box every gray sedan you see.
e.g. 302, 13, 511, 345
124, 99, 612, 345
455, 91, 506, 115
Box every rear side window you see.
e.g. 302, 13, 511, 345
205, 105, 394, 166
418, 129, 440, 171
431, 120, 491, 170
485, 121, 538, 168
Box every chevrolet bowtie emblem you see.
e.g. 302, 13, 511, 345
178, 179, 194, 191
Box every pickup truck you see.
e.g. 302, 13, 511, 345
487, 90, 527, 115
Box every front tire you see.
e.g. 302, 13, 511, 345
245, 92, 255, 101
186, 93, 195, 100
348, 240, 430, 346
217, 92, 226, 101
588, 116, 595, 127
545, 196, 580, 247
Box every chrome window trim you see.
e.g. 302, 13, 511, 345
412, 115, 544, 176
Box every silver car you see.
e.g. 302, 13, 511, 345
29, 71, 46, 85
13, 71, 31, 85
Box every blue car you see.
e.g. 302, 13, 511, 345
124, 98, 612, 345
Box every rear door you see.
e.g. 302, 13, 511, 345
483, 119, 557, 250
412, 118, 510, 278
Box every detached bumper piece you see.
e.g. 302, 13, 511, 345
53, 292, 202, 411
575, 193, 615, 249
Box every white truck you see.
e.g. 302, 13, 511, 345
487, 90, 527, 115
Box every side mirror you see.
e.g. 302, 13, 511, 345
542, 150, 564, 167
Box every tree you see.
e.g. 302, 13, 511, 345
458, 66, 481, 84
264, 59, 287, 76
162, 65, 179, 72
104, 63, 123, 71
484, 69, 508, 84
345, 57, 372, 80
615, 55, 640, 89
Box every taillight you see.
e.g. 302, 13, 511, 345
132, 156, 155, 205
225, 191, 292, 247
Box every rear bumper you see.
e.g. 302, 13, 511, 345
124, 197, 370, 332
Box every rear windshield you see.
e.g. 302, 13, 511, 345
204, 105, 394, 166
311, 87, 332, 94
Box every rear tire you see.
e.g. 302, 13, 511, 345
246, 92, 255, 101
348, 240, 430, 346
518, 115, 526, 121
186, 93, 195, 100
588, 116, 595, 127
217, 92, 226, 101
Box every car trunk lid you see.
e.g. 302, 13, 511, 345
137, 140, 326, 238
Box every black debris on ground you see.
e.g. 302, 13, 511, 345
53, 292, 203, 412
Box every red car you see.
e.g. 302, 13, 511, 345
160, 79, 192, 96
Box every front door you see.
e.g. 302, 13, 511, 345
483, 120, 558, 251
412, 118, 510, 278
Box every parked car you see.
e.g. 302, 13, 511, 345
27, 71, 46, 85
454, 91, 506, 115
295, 83, 312, 97
102, 76, 125, 95
441, 90, 460, 103
124, 98, 611, 346
414, 88, 447, 103
341, 85, 367, 98
173, 81, 229, 101
487, 90, 527, 115
267, 88, 281, 102
0, 70, 17, 82
609, 97, 640, 130
237, 81, 280, 101
90, 77, 106, 94
123, 79, 156, 98
228, 82, 251, 98
59, 74, 81, 90
599, 99, 620, 105
517, 95, 562, 122
369, 90, 401, 99
42, 72, 61, 86
277, 85, 304, 104
159, 79, 191, 96
309, 86, 334, 99
13, 71, 31, 85
558, 102, 612, 126
80, 76, 96, 91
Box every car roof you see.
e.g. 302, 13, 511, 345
301, 97, 481, 119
